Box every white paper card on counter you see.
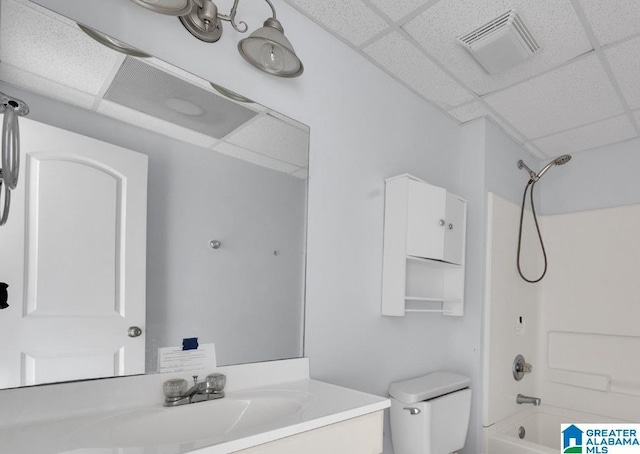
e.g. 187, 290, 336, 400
158, 343, 217, 373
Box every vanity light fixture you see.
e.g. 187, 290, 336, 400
78, 24, 152, 59
210, 82, 254, 103
130, 0, 304, 78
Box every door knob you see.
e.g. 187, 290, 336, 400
128, 326, 143, 338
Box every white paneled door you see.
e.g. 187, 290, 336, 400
0, 118, 148, 388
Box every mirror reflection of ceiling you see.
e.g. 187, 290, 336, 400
0, 0, 309, 179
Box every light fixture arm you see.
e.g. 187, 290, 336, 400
132, 0, 302, 77
213, 0, 277, 33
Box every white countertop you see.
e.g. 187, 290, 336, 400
0, 379, 390, 454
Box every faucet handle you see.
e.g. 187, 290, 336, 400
513, 354, 533, 381
205, 373, 226, 393
163, 378, 188, 398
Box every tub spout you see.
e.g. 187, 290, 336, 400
516, 394, 541, 406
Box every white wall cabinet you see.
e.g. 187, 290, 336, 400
381, 174, 466, 316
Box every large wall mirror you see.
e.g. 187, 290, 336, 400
0, 0, 308, 389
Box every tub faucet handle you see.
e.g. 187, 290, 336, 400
513, 354, 533, 381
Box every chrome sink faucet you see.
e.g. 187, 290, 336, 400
163, 373, 226, 407
516, 393, 541, 406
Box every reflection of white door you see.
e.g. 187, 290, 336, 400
0, 118, 148, 388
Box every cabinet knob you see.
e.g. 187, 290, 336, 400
448, 223, 454, 230
439, 219, 445, 227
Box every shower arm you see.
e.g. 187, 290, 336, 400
517, 160, 538, 182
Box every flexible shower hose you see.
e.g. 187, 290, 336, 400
516, 179, 547, 283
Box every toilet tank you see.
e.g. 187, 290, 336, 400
389, 371, 472, 454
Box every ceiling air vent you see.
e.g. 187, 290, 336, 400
457, 9, 540, 75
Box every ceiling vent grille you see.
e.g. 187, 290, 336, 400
457, 9, 540, 75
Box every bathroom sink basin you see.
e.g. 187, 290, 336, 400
0, 379, 389, 454
85, 392, 307, 447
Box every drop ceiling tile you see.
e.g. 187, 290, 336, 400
286, 0, 389, 46
290, 168, 309, 179
11, 0, 77, 27
532, 114, 637, 155
146, 58, 211, 91
605, 36, 640, 110
368, 0, 432, 22
578, 0, 640, 45
403, 0, 592, 95
0, 63, 96, 109
486, 113, 526, 143
524, 142, 547, 159
212, 142, 300, 175
97, 100, 219, 149
483, 55, 624, 139
104, 58, 258, 139
364, 32, 474, 109
448, 101, 489, 123
0, 0, 124, 95
268, 110, 309, 132
147, 57, 266, 113
225, 114, 309, 167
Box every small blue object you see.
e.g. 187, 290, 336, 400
182, 337, 199, 350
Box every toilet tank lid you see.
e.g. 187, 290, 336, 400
388, 371, 471, 403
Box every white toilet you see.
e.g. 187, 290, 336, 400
389, 371, 472, 454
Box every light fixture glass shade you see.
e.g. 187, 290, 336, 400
130, 0, 192, 16
77, 24, 152, 58
210, 82, 254, 103
238, 18, 303, 78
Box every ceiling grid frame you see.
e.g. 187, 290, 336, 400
284, 0, 640, 161
568, 0, 640, 136
356, 0, 541, 156
364, 0, 553, 158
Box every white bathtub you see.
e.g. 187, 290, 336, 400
485, 406, 628, 454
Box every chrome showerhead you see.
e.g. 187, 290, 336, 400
518, 154, 571, 182
536, 154, 572, 180
553, 154, 572, 166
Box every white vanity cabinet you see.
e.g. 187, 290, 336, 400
381, 174, 466, 316
234, 411, 383, 454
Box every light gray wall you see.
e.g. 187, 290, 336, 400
455, 119, 486, 453
538, 137, 640, 215
1, 82, 306, 368
31, 1, 485, 452
457, 118, 544, 451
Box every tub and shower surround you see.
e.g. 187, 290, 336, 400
483, 193, 640, 452
486, 406, 627, 454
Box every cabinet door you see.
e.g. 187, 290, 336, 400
443, 192, 465, 265
406, 180, 447, 260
